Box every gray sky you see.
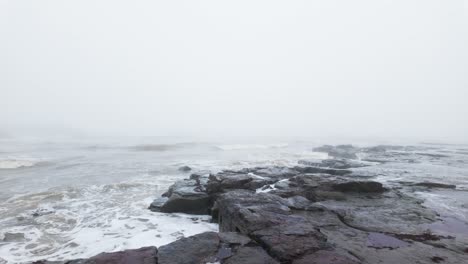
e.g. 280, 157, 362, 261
1, 1, 467, 142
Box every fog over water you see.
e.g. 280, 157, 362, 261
1, 2, 468, 263
1, 1, 468, 142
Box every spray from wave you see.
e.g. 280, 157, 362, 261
0, 158, 41, 169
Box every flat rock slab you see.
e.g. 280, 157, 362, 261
223, 247, 278, 264
292, 250, 360, 264
33, 247, 158, 264
332, 181, 385, 193
158, 232, 220, 264
158, 231, 276, 264
160, 192, 211, 214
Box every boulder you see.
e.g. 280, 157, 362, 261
332, 181, 385, 193
148, 197, 169, 212
158, 232, 220, 264
178, 166, 192, 172
156, 179, 212, 214
160, 192, 211, 215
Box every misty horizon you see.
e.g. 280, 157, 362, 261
1, 2, 468, 263
1, 1, 467, 143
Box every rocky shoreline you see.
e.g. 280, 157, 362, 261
34, 145, 468, 264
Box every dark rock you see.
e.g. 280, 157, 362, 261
157, 178, 212, 214
412, 182, 456, 189
215, 190, 291, 233
252, 224, 328, 261
189, 173, 201, 180
161, 179, 197, 197
272, 174, 346, 201
37, 232, 277, 264
178, 166, 192, 172
216, 246, 233, 260
32, 208, 55, 217
160, 192, 211, 214
394, 232, 453, 242
285, 195, 311, 210
219, 232, 252, 246
83, 247, 157, 264
148, 197, 169, 212
252, 167, 299, 178
158, 232, 219, 264
332, 181, 385, 193
333, 199, 439, 234
292, 250, 360, 264
430, 256, 445, 263
224, 247, 279, 264
366, 232, 409, 249
364, 145, 389, 153
34, 247, 158, 264
206, 172, 275, 194
207, 174, 255, 194
158, 231, 276, 264
146, 163, 467, 263
314, 191, 347, 201
215, 190, 329, 262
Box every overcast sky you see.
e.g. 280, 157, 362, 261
1, 1, 467, 142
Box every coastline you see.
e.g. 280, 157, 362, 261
30, 145, 468, 264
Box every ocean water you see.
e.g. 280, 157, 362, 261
0, 138, 327, 263
0, 138, 467, 263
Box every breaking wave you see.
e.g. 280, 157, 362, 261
0, 158, 41, 169
0, 180, 217, 263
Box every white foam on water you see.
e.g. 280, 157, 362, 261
0, 179, 217, 263
0, 158, 39, 169
1, 140, 467, 263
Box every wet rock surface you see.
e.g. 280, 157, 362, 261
178, 166, 192, 172
155, 177, 212, 214
37, 144, 468, 264
158, 231, 277, 264
147, 144, 467, 263
33, 247, 158, 264
158, 232, 220, 264
331, 181, 385, 193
